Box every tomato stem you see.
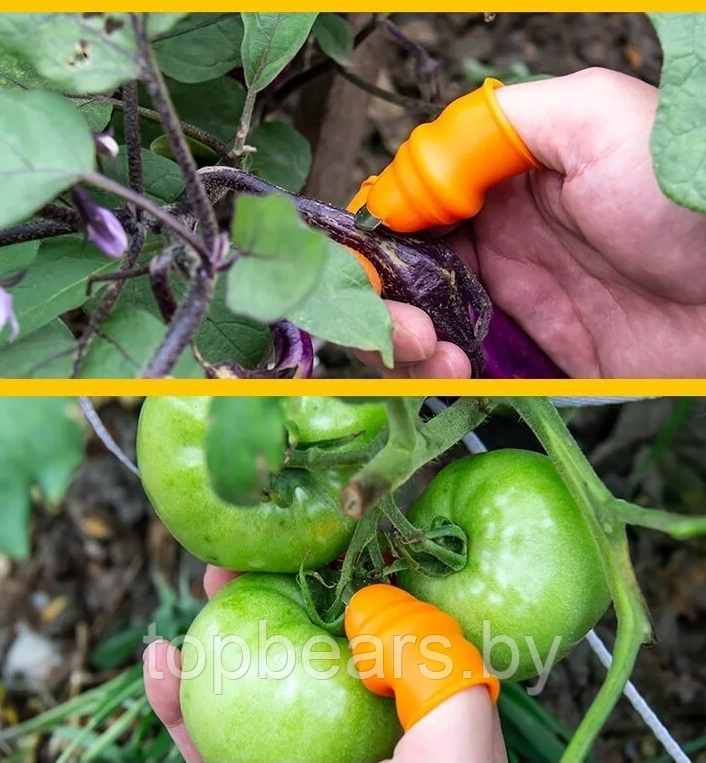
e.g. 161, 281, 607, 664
609, 498, 706, 539
508, 397, 652, 762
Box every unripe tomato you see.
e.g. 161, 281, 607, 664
398, 449, 611, 681
181, 573, 402, 762
283, 396, 387, 450
137, 397, 356, 572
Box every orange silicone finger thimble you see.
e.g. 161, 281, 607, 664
362, 78, 539, 233
345, 584, 500, 731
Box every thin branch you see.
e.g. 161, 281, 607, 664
122, 81, 144, 197
141, 265, 213, 378
67, 93, 232, 160
333, 63, 439, 114
86, 265, 150, 296
611, 499, 706, 540
130, 13, 219, 256
232, 88, 257, 163
80, 171, 210, 263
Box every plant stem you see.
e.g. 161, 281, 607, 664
131, 13, 219, 255
508, 397, 652, 762
141, 265, 214, 378
122, 81, 144, 197
81, 171, 210, 264
610, 499, 706, 539
68, 93, 233, 159
232, 87, 257, 162
341, 397, 492, 518
288, 428, 388, 470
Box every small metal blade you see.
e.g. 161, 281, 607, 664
354, 205, 383, 231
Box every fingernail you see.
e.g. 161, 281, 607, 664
394, 324, 428, 363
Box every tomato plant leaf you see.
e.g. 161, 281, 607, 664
226, 194, 327, 323
0, 241, 40, 280
241, 13, 318, 92
0, 47, 113, 131
154, 12, 244, 83
0, 89, 96, 228
0, 12, 185, 93
0, 397, 85, 560
80, 306, 202, 378
285, 241, 394, 367
244, 122, 311, 192
313, 13, 354, 66
649, 13, 706, 212
1, 236, 117, 344
205, 397, 287, 507
0, 320, 76, 378
92, 148, 185, 207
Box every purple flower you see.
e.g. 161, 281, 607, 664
0, 286, 19, 343
71, 186, 128, 259
93, 128, 119, 160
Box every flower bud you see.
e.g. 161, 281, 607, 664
0, 286, 19, 343
71, 186, 128, 259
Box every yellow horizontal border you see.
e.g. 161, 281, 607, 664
0, 379, 703, 396
7, 4, 706, 10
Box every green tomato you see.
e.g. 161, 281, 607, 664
181, 573, 402, 763
137, 396, 355, 572
283, 397, 387, 450
398, 449, 611, 682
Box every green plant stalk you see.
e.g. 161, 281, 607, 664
508, 397, 651, 763
341, 397, 493, 518
611, 498, 706, 539
83, 696, 149, 763
287, 427, 389, 470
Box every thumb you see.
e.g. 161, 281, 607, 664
391, 686, 507, 763
495, 67, 658, 176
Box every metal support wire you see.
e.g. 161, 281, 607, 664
424, 395, 690, 763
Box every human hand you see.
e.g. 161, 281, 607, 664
144, 567, 507, 763
356, 68, 706, 378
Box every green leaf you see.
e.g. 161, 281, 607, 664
149, 133, 218, 163
80, 306, 203, 378
0, 241, 39, 279
113, 266, 270, 368
154, 13, 244, 83
312, 14, 353, 66
0, 47, 113, 131
286, 240, 394, 366
241, 13, 318, 92
0, 13, 185, 93
0, 89, 96, 228
0, 320, 76, 378
206, 397, 286, 507
92, 148, 185, 207
1, 236, 117, 344
0, 397, 84, 560
227, 194, 327, 323
245, 121, 311, 192
649, 13, 706, 212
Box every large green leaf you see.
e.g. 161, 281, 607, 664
0, 13, 185, 93
0, 89, 96, 228
649, 13, 706, 212
227, 194, 327, 323
92, 148, 185, 207
241, 13, 318, 92
1, 236, 116, 344
206, 397, 286, 507
0, 397, 85, 560
286, 241, 394, 367
312, 13, 353, 66
245, 121, 311, 192
113, 268, 270, 368
154, 13, 244, 83
0, 47, 113, 131
80, 306, 202, 378
0, 241, 40, 279
0, 320, 76, 378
